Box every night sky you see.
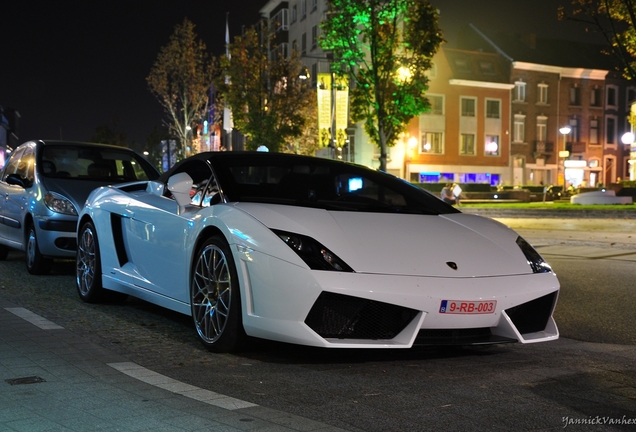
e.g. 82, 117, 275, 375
0, 0, 602, 148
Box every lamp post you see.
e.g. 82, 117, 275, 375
559, 126, 571, 187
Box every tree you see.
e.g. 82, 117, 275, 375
218, 26, 314, 152
283, 89, 322, 155
147, 19, 216, 160
320, 0, 443, 171
560, 0, 636, 80
91, 117, 127, 147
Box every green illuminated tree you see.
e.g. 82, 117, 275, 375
560, 0, 636, 80
147, 19, 216, 160
321, 0, 443, 171
218, 26, 313, 152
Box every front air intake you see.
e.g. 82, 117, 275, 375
505, 291, 558, 335
305, 292, 418, 340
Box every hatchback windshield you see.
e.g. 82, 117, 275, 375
39, 145, 158, 182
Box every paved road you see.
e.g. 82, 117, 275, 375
1, 215, 635, 431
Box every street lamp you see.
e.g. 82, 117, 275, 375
622, 132, 635, 181
559, 126, 571, 187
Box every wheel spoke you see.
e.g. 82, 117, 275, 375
191, 243, 232, 344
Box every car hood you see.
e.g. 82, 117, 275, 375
38, 177, 114, 213
234, 203, 533, 278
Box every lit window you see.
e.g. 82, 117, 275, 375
485, 135, 500, 156
460, 134, 476, 155
421, 132, 443, 154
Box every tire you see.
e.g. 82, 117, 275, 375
76, 221, 130, 303
26, 224, 52, 275
191, 235, 245, 352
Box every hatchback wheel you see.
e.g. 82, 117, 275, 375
26, 224, 52, 275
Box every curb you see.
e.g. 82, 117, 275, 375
460, 207, 636, 219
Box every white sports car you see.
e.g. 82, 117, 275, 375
76, 152, 559, 352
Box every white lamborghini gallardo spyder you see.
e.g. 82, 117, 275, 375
76, 152, 559, 352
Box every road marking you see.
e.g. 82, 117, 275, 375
5, 307, 64, 330
108, 362, 258, 410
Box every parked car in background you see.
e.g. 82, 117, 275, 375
0, 140, 160, 274
76, 151, 559, 353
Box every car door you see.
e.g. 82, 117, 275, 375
0, 146, 32, 248
121, 159, 214, 303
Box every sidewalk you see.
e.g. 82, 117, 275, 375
0, 299, 347, 432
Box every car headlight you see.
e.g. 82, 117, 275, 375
516, 236, 552, 273
44, 192, 78, 216
273, 229, 354, 272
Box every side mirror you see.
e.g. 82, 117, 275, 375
167, 172, 193, 209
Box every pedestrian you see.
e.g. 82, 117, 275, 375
440, 183, 456, 205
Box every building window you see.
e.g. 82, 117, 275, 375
427, 62, 437, 78
486, 99, 500, 118
537, 83, 548, 104
479, 61, 495, 75
485, 135, 500, 156
460, 133, 476, 155
421, 132, 443, 154
606, 85, 618, 108
454, 58, 471, 73
291, 4, 297, 23
591, 87, 601, 107
606, 116, 617, 144
627, 87, 636, 104
514, 81, 526, 102
271, 9, 289, 32
513, 114, 525, 143
301, 0, 307, 19
426, 95, 444, 115
569, 117, 580, 142
311, 25, 318, 50
311, 0, 318, 12
460, 97, 476, 117
301, 32, 307, 56
537, 116, 547, 142
590, 118, 599, 144
569, 85, 580, 105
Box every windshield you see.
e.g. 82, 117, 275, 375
211, 154, 458, 215
39, 145, 158, 182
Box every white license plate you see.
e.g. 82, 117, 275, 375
439, 300, 496, 314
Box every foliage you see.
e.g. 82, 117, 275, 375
143, 126, 172, 172
147, 19, 216, 160
560, 0, 636, 80
91, 117, 127, 147
320, 0, 443, 171
282, 89, 322, 155
217, 26, 314, 152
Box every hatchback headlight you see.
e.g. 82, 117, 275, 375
44, 192, 78, 216
516, 236, 552, 273
273, 229, 354, 272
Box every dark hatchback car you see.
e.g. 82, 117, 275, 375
0, 140, 160, 274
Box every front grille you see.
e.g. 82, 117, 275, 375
414, 328, 517, 346
305, 292, 419, 340
505, 291, 557, 335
